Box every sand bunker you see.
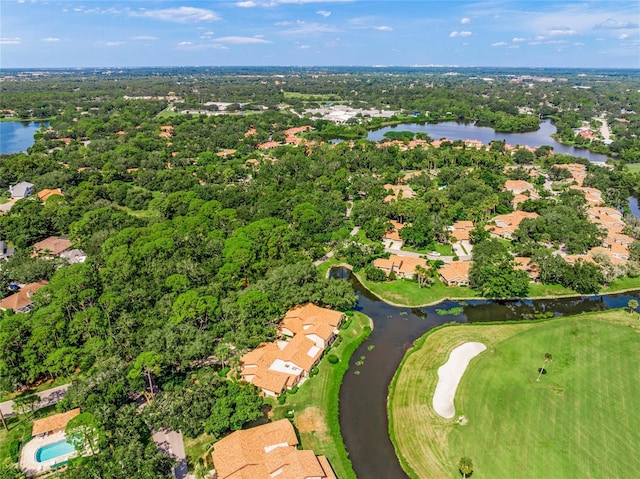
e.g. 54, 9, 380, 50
433, 342, 487, 419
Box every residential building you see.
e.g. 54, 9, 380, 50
37, 188, 64, 203
0, 280, 48, 313
210, 419, 336, 479
240, 303, 344, 397
569, 185, 604, 206
373, 255, 428, 279
32, 409, 80, 437
9, 181, 34, 199
32, 236, 73, 258
487, 211, 539, 240
554, 163, 587, 185
383, 184, 416, 203
449, 221, 474, 241
438, 261, 472, 287
0, 240, 15, 261
60, 248, 88, 265
383, 220, 405, 248
504, 180, 540, 207
514, 257, 540, 281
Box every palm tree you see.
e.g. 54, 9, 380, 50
536, 352, 553, 382
458, 457, 473, 478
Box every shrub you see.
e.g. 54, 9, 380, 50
217, 367, 230, 378
277, 393, 287, 404
344, 310, 354, 317
364, 265, 387, 282
340, 318, 352, 330
310, 366, 319, 377
289, 386, 299, 395
388, 271, 397, 281
327, 354, 339, 364
9, 439, 20, 462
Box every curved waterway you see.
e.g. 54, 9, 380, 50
335, 267, 640, 478
366, 119, 610, 164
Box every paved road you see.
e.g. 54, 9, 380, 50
0, 384, 69, 418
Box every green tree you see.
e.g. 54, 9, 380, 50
458, 456, 473, 478
628, 299, 639, 315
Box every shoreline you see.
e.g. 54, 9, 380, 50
350, 270, 640, 309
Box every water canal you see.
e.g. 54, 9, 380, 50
366, 119, 610, 164
335, 267, 640, 478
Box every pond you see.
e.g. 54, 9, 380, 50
0, 121, 47, 155
335, 267, 640, 479
366, 119, 610, 164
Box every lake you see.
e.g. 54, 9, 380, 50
367, 119, 610, 164
0, 121, 47, 155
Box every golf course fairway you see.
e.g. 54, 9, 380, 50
388, 310, 640, 479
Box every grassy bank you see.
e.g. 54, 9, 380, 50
271, 311, 372, 479
388, 309, 640, 478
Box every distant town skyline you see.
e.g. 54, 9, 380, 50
1, 0, 639, 69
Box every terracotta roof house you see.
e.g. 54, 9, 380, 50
240, 304, 344, 397
37, 188, 64, 202
449, 221, 474, 241
438, 261, 472, 287
373, 255, 428, 280
586, 207, 625, 231
504, 180, 540, 207
555, 163, 587, 185
569, 185, 604, 206
514, 257, 540, 281
383, 220, 405, 244
383, 184, 416, 203
32, 408, 80, 437
257, 141, 281, 150
210, 419, 336, 479
32, 236, 73, 258
9, 181, 34, 199
487, 211, 539, 240
0, 280, 48, 313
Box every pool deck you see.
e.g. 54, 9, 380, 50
20, 431, 77, 477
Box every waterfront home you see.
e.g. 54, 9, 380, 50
373, 254, 428, 280
0, 280, 48, 313
449, 221, 474, 241
514, 257, 540, 281
210, 419, 336, 479
438, 261, 472, 287
240, 303, 344, 397
554, 163, 587, 185
503, 180, 540, 207
569, 185, 604, 206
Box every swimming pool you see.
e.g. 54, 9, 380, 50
35, 439, 75, 462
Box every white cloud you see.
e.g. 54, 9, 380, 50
449, 31, 472, 38
177, 41, 194, 46
374, 25, 393, 31
512, 37, 526, 42
460, 17, 471, 24
573, 42, 584, 46
104, 41, 126, 46
317, 10, 331, 17
548, 26, 577, 36
0, 37, 21, 45
236, 1, 256, 7
491, 41, 508, 47
281, 22, 339, 34
299, 44, 311, 49
132, 35, 158, 41
131, 7, 219, 23
214, 36, 272, 44
42, 37, 60, 42
619, 33, 630, 40
595, 18, 639, 30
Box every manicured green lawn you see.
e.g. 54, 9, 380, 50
624, 163, 640, 173
0, 405, 57, 462
357, 275, 479, 306
270, 312, 372, 479
389, 310, 640, 479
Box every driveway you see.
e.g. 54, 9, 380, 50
0, 384, 69, 419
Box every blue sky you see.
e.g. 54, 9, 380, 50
1, 1, 639, 68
